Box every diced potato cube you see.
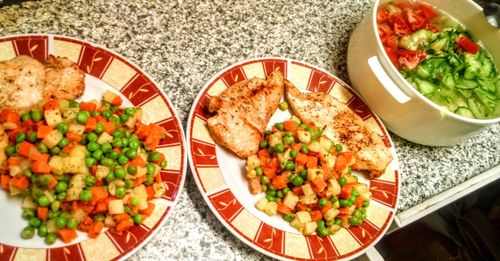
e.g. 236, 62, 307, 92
67, 174, 86, 201
44, 109, 63, 126
255, 197, 268, 212
303, 221, 318, 235
300, 194, 318, 204
297, 130, 311, 144
108, 199, 125, 214
268, 132, 283, 147
69, 145, 86, 158
153, 182, 166, 197
9, 165, 22, 177
95, 165, 110, 180
360, 191, 372, 202
353, 183, 369, 195
125, 115, 137, 129
296, 211, 312, 223
42, 130, 63, 148
48, 156, 64, 175
290, 115, 301, 124
323, 208, 340, 221
290, 217, 304, 231
103, 90, 119, 103
68, 124, 86, 136
247, 169, 257, 179
22, 196, 37, 209
277, 149, 291, 165
9, 183, 22, 196
264, 201, 278, 216
327, 179, 341, 197
62, 107, 78, 122
58, 100, 69, 111
307, 168, 323, 181
63, 156, 87, 173
283, 191, 299, 209
97, 132, 113, 144
319, 137, 332, 151
245, 155, 261, 172
47, 219, 57, 233
308, 141, 321, 153
328, 224, 342, 234
302, 183, 315, 197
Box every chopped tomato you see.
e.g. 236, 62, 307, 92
457, 36, 480, 54
418, 4, 437, 20
376, 8, 390, 23
388, 14, 412, 35
398, 49, 427, 70
405, 9, 426, 30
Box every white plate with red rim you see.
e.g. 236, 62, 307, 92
0, 34, 187, 261
187, 58, 401, 260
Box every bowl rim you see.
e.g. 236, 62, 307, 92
371, 0, 500, 125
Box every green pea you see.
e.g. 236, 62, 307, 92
37, 196, 50, 207
280, 162, 286, 170
317, 220, 326, 228
115, 186, 126, 198
111, 130, 122, 138
283, 136, 294, 145
285, 161, 295, 171
87, 142, 100, 152
105, 172, 116, 183
125, 107, 136, 116
266, 194, 276, 202
85, 157, 97, 167
67, 218, 78, 229
282, 187, 290, 194
318, 198, 328, 207
55, 216, 67, 229
274, 143, 285, 153
47, 210, 59, 219
31, 111, 42, 122
146, 163, 156, 174
16, 132, 26, 143
45, 233, 57, 244
290, 150, 297, 158
339, 199, 352, 207
98, 144, 110, 154
91, 111, 99, 117
117, 154, 128, 165
121, 138, 129, 147
5, 145, 16, 156
328, 147, 334, 154
255, 167, 263, 176
148, 152, 161, 162
259, 140, 268, 148
29, 217, 41, 228
338, 177, 347, 186
22, 209, 35, 219
133, 214, 143, 224
119, 114, 129, 123
144, 173, 155, 186
112, 138, 123, 148
363, 200, 370, 208
125, 179, 135, 189
68, 100, 79, 108
334, 218, 342, 225
56, 192, 67, 201
107, 150, 119, 160
292, 176, 304, 186
85, 175, 96, 187
21, 226, 35, 239
279, 101, 288, 111
87, 132, 98, 143
23, 168, 32, 178
334, 144, 343, 153
49, 146, 60, 155
21, 112, 31, 121
300, 144, 309, 153
79, 189, 93, 202
58, 137, 69, 148
126, 149, 137, 159
299, 169, 307, 178
50, 201, 60, 212
349, 194, 357, 203
37, 223, 48, 237
274, 122, 284, 131
109, 115, 121, 126
15, 143, 21, 153
95, 122, 104, 134
114, 167, 126, 179
101, 109, 111, 118
349, 216, 362, 226
101, 157, 114, 167
276, 190, 284, 198
261, 184, 268, 192
352, 189, 359, 197
160, 160, 168, 169
284, 214, 294, 222
261, 175, 269, 184
92, 149, 103, 160
127, 165, 138, 175
317, 226, 329, 237
55, 181, 68, 192
56, 123, 68, 134
27, 131, 38, 142
129, 140, 139, 150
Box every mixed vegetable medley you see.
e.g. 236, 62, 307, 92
0, 91, 168, 244
378, 0, 500, 119
245, 112, 371, 236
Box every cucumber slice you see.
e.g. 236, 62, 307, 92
467, 97, 485, 118
454, 107, 474, 118
430, 37, 448, 53
479, 59, 493, 77
417, 80, 437, 95
416, 65, 431, 79
456, 79, 478, 90
442, 75, 455, 89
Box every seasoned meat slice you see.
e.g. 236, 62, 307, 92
43, 55, 85, 100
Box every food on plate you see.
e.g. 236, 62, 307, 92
285, 81, 392, 178
377, 0, 500, 119
207, 69, 284, 158
246, 116, 371, 236
0, 90, 168, 244
0, 55, 85, 113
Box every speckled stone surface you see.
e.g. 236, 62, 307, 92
0, 0, 499, 259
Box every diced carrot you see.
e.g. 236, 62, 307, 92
18, 141, 35, 158
277, 202, 292, 214
113, 213, 131, 222
295, 152, 308, 166
310, 210, 323, 222
103, 121, 116, 134
78, 202, 95, 213
58, 228, 78, 243
337, 214, 349, 221
129, 156, 146, 167
261, 167, 275, 179
85, 117, 97, 131
249, 179, 262, 194
88, 221, 105, 239
7, 157, 21, 168
116, 220, 134, 232
293, 186, 303, 196
62, 142, 76, 154
354, 196, 364, 207
321, 202, 333, 213
79, 101, 97, 112
90, 186, 109, 205
143, 124, 166, 150
334, 154, 348, 172
135, 122, 150, 139
268, 157, 280, 171
135, 175, 147, 186
339, 207, 351, 215
306, 156, 318, 169
10, 174, 29, 190
155, 173, 162, 183
31, 153, 49, 163
111, 96, 123, 106
37, 207, 48, 221
66, 132, 81, 142
145, 186, 155, 200
272, 175, 288, 189
271, 127, 280, 133
296, 203, 307, 211
283, 120, 298, 131
0, 109, 20, 123
47, 176, 57, 189
1, 175, 11, 191
257, 149, 270, 164
342, 152, 354, 163
43, 99, 59, 111
339, 184, 354, 199
312, 176, 327, 192
37, 125, 53, 139
291, 143, 302, 151
32, 160, 51, 174
140, 202, 155, 217
93, 201, 108, 213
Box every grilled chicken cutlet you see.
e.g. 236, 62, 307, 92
207, 69, 284, 158
285, 81, 393, 177
44, 55, 85, 100
0, 55, 45, 113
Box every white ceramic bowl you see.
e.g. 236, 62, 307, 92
347, 0, 500, 146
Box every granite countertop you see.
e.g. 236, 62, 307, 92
1, 0, 499, 259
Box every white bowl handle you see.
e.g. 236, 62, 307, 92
368, 56, 412, 104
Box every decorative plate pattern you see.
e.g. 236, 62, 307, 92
0, 35, 187, 261
187, 58, 400, 260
